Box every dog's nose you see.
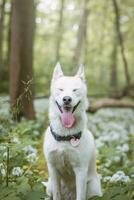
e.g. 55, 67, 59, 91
63, 96, 72, 104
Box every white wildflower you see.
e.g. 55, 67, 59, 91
117, 144, 129, 153
26, 153, 38, 163
1, 168, 6, 176
131, 174, 134, 178
11, 137, 20, 144
104, 160, 112, 168
33, 130, 40, 136
23, 145, 37, 154
3, 152, 7, 159
113, 156, 120, 162
0, 145, 6, 151
103, 131, 120, 142
103, 176, 111, 183
0, 163, 6, 176
95, 139, 104, 148
88, 108, 133, 145
110, 171, 131, 183
2, 151, 12, 159
121, 175, 131, 183
129, 125, 134, 135
12, 167, 23, 176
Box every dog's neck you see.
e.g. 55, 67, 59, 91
49, 96, 87, 136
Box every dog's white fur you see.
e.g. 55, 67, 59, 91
43, 63, 102, 200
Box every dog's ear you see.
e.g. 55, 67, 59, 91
52, 62, 64, 81
76, 64, 85, 81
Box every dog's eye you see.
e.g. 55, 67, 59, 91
58, 88, 64, 91
73, 89, 78, 92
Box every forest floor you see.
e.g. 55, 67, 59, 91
0, 97, 134, 200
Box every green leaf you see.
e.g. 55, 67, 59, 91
0, 186, 21, 200
16, 176, 31, 195
3, 194, 21, 200
114, 194, 131, 200
23, 191, 45, 200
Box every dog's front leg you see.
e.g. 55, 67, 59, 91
48, 164, 61, 200
74, 168, 88, 200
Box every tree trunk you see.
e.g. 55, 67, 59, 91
98, 0, 108, 82
0, 0, 6, 80
55, 0, 65, 62
9, 0, 35, 120
83, 7, 89, 67
112, 0, 130, 85
109, 41, 118, 88
72, 0, 90, 68
6, 1, 12, 69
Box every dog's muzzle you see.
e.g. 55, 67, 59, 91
55, 100, 81, 128
56, 100, 81, 114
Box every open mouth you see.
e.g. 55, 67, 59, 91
56, 101, 81, 128
63, 105, 72, 112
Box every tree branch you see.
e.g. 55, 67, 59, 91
88, 98, 134, 113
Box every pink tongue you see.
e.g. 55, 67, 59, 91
61, 111, 75, 128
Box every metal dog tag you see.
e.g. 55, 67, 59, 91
70, 138, 80, 147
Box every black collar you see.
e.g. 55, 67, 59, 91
50, 125, 82, 142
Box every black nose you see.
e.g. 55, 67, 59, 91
63, 96, 72, 104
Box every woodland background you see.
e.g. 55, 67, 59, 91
0, 0, 134, 118
0, 0, 134, 200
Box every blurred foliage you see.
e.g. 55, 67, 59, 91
33, 0, 134, 96
0, 0, 134, 96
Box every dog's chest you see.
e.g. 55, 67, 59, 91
48, 145, 79, 179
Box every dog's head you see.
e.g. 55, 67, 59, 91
50, 62, 88, 128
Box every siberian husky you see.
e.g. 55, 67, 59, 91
43, 63, 102, 200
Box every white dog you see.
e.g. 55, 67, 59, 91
43, 63, 102, 200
